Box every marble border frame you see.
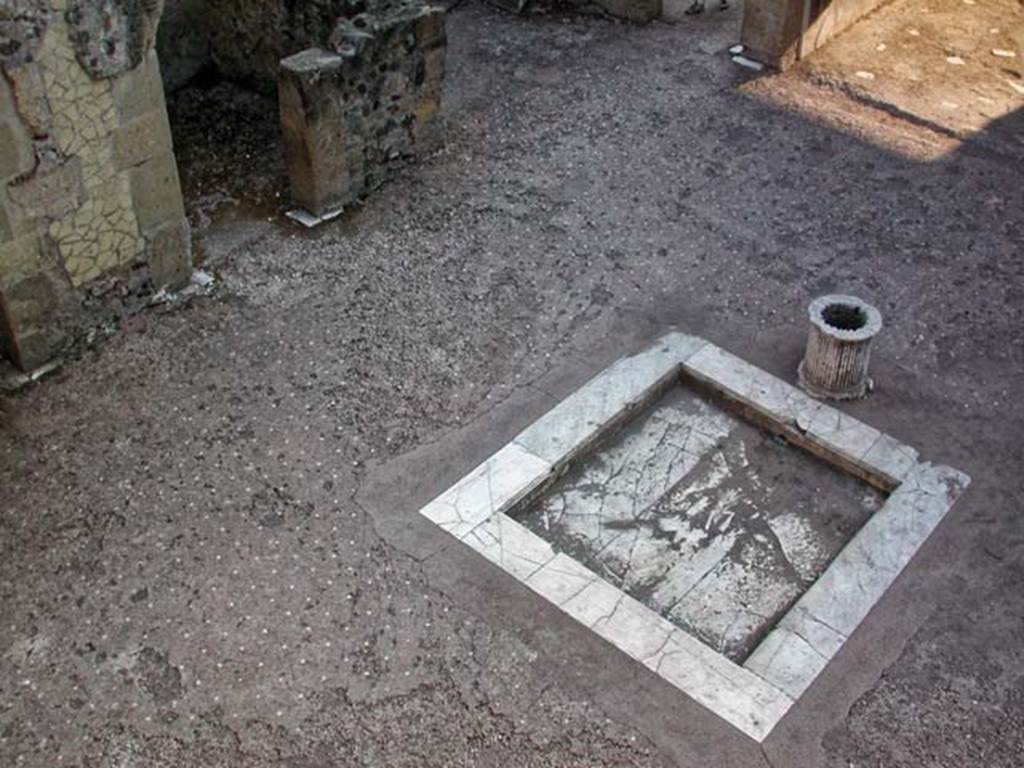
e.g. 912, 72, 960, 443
417, 332, 970, 742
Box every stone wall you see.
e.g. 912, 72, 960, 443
279, 4, 446, 214
156, 0, 211, 92
0, 0, 191, 371
589, 0, 661, 22
178, 0, 416, 92
157, 1, 450, 93
490, 0, 662, 21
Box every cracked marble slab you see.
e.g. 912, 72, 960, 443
743, 626, 830, 700
861, 433, 921, 484
803, 406, 884, 468
544, 555, 793, 741
461, 514, 557, 581
419, 442, 552, 539
653, 629, 794, 742
683, 344, 825, 431
515, 331, 707, 465
525, 552, 603, 606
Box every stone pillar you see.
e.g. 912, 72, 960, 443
492, 0, 661, 19
798, 295, 882, 400
279, 50, 354, 217
279, 6, 447, 217
0, 0, 192, 371
741, 0, 894, 70
740, 0, 807, 70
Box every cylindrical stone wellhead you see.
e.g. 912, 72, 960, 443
798, 294, 882, 400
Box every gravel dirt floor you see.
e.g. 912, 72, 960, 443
1, 2, 1022, 766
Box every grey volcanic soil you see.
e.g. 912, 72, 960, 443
2, 2, 1023, 767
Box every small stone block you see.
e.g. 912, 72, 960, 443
129, 152, 186, 231
146, 217, 192, 288
415, 7, 447, 48
112, 51, 167, 122
279, 50, 357, 215
0, 120, 36, 181
114, 108, 174, 170
7, 158, 84, 220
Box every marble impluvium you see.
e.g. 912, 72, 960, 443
417, 332, 970, 742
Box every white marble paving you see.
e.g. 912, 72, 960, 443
515, 332, 707, 465
569, 582, 679, 660
549, 552, 795, 741
776, 604, 847, 659
744, 626, 830, 700
804, 406, 883, 466
461, 514, 557, 580
525, 553, 603, 606
681, 344, 915, 488
862, 433, 921, 484
683, 344, 825, 430
419, 442, 552, 539
651, 629, 794, 742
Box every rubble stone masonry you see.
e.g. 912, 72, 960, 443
279, 3, 446, 214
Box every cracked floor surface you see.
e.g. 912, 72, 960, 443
2, 1, 1023, 766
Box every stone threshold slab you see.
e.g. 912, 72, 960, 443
416, 332, 970, 742
286, 206, 344, 228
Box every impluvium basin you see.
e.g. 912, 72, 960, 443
416, 332, 968, 742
